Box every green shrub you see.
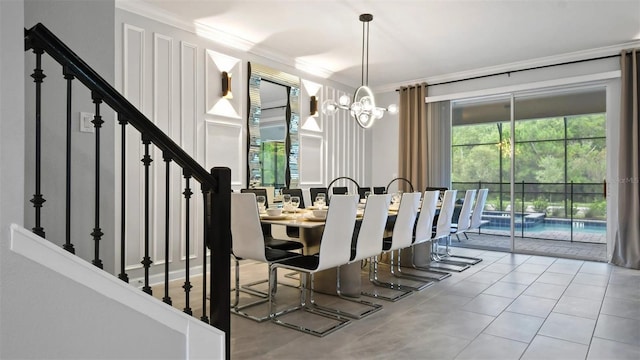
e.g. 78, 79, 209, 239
532, 197, 548, 213
586, 200, 607, 219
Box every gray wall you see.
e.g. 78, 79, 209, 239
24, 0, 117, 272
0, 0, 27, 355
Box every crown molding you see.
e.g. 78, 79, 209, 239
377, 40, 640, 93
116, 0, 340, 84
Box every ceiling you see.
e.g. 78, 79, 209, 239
125, 0, 640, 90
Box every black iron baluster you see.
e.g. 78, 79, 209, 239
209, 167, 231, 360
30, 48, 46, 238
118, 114, 129, 283
200, 185, 209, 323
141, 134, 153, 294
63, 66, 75, 254
91, 92, 104, 269
162, 151, 172, 305
183, 171, 193, 315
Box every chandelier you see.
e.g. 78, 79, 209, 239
322, 14, 397, 129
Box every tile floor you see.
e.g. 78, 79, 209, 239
230, 248, 640, 359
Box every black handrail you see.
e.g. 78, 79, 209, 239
24, 23, 215, 190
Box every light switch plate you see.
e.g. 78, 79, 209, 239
79, 112, 95, 133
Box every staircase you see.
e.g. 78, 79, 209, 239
22, 23, 232, 359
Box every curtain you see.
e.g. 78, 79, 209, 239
398, 84, 428, 192
612, 49, 640, 269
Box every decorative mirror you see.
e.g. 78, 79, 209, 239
247, 62, 299, 190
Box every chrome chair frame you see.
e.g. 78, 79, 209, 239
268, 195, 359, 337
363, 192, 429, 302
425, 190, 472, 272
444, 189, 483, 265
395, 190, 452, 282
315, 194, 390, 319
230, 193, 302, 322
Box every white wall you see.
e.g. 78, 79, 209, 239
115, 8, 367, 282
370, 90, 400, 189
24, 0, 117, 272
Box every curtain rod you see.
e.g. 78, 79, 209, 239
397, 54, 621, 91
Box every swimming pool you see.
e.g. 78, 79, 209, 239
481, 211, 606, 234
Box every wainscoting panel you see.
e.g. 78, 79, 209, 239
123, 23, 145, 270
151, 33, 173, 265
299, 133, 324, 185
173, 41, 199, 265
204, 120, 244, 187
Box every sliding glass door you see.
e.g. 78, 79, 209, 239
450, 86, 607, 261
451, 94, 512, 252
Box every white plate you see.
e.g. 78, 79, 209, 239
304, 214, 326, 222
260, 214, 289, 220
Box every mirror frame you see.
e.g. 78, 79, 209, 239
247, 62, 300, 189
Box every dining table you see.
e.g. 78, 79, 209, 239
260, 205, 399, 297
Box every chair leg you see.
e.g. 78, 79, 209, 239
389, 249, 435, 289
231, 257, 270, 322
400, 244, 452, 281
426, 240, 471, 272
270, 267, 351, 337
440, 234, 482, 265
361, 255, 414, 302
310, 265, 383, 319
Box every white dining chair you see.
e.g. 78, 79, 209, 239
268, 194, 359, 337
395, 190, 452, 282
426, 190, 471, 272
362, 192, 428, 302
318, 193, 390, 319
468, 188, 490, 233
447, 189, 483, 264
230, 193, 302, 322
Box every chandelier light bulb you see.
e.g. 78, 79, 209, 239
321, 99, 338, 115
387, 103, 398, 114
361, 96, 374, 111
350, 101, 363, 115
372, 107, 384, 119
338, 95, 351, 106
359, 113, 370, 125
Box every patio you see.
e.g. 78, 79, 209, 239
452, 231, 607, 262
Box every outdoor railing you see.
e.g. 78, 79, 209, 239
453, 181, 606, 243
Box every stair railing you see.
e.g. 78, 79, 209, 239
24, 23, 231, 359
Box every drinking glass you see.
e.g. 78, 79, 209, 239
282, 194, 292, 212
291, 196, 300, 210
256, 195, 266, 213
391, 193, 399, 205
315, 193, 326, 208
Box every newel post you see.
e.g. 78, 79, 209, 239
208, 167, 231, 360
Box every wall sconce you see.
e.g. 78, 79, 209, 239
221, 71, 233, 99
310, 95, 319, 117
